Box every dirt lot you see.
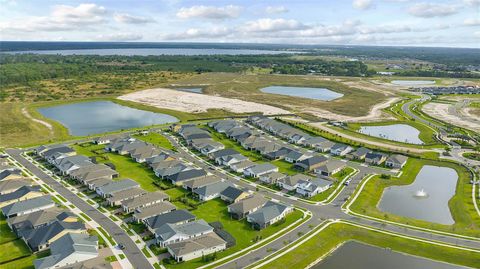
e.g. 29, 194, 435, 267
422, 102, 480, 132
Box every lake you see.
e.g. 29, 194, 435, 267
38, 101, 178, 136
378, 165, 458, 224
391, 80, 436, 86
7, 48, 297, 56
359, 124, 424, 144
260, 86, 343, 101
312, 241, 467, 269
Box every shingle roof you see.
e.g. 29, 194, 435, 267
211, 149, 240, 159
246, 163, 277, 174
0, 185, 41, 203
133, 201, 176, 220
145, 210, 196, 229
248, 201, 290, 226
121, 191, 169, 209
228, 195, 267, 214
220, 186, 245, 201
0, 169, 22, 180
96, 179, 139, 195
193, 181, 231, 198
8, 207, 75, 232
155, 219, 212, 242
168, 169, 207, 183
1, 195, 53, 217
167, 234, 226, 257
0, 178, 31, 194
297, 155, 328, 166
21, 220, 85, 249
182, 176, 221, 190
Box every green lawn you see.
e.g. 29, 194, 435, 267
309, 167, 355, 202
0, 214, 18, 244
0, 250, 50, 269
165, 187, 189, 200
133, 132, 176, 151
349, 158, 480, 237
0, 239, 31, 264
260, 222, 480, 269
73, 143, 161, 192
164, 199, 303, 269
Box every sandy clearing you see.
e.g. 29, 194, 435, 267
422, 102, 480, 132
22, 107, 53, 133
117, 88, 291, 115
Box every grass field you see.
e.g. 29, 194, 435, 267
0, 239, 32, 264
0, 214, 17, 244
164, 198, 303, 269
133, 132, 176, 151
349, 158, 480, 237
260, 222, 480, 269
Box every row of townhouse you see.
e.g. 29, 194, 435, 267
247, 116, 408, 168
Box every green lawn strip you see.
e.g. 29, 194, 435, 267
97, 227, 116, 246
142, 246, 153, 258
0, 239, 31, 264
105, 255, 118, 262
119, 254, 126, 260
55, 195, 67, 203
165, 187, 189, 200
463, 152, 480, 161
88, 229, 107, 248
79, 213, 92, 222
259, 222, 480, 269
0, 214, 18, 244
72, 143, 160, 192
163, 199, 303, 269
109, 215, 119, 222
133, 132, 176, 151
0, 250, 50, 269
42, 184, 54, 193
350, 158, 480, 237
309, 167, 355, 202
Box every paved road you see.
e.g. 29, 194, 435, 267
7, 149, 153, 269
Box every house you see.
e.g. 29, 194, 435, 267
315, 140, 336, 153
115, 141, 149, 155
256, 142, 283, 156
34, 233, 98, 269
220, 186, 249, 203
0, 169, 24, 181
296, 178, 333, 197
2, 195, 55, 218
8, 208, 77, 234
167, 234, 227, 262
121, 191, 169, 213
227, 195, 267, 220
154, 219, 213, 247
37, 145, 75, 159
193, 181, 231, 201
0, 185, 44, 208
70, 164, 118, 184
0, 178, 31, 195
294, 155, 328, 172
185, 132, 212, 145
365, 152, 388, 165
217, 153, 248, 166
153, 160, 190, 178
193, 140, 225, 156
330, 143, 353, 156
302, 136, 328, 148
21, 220, 86, 252
284, 150, 311, 163
264, 147, 292, 160
386, 154, 408, 168
93, 134, 123, 145
225, 126, 252, 140
208, 120, 239, 133
346, 147, 372, 160
167, 169, 207, 185
314, 160, 346, 177
182, 176, 222, 192
132, 201, 176, 223
229, 160, 255, 173
243, 163, 278, 178
211, 149, 241, 163
145, 210, 196, 232
277, 174, 313, 191
247, 201, 293, 230
106, 188, 146, 206
259, 172, 286, 185
54, 155, 94, 175
147, 153, 176, 166
131, 147, 162, 163
95, 179, 139, 198
86, 178, 112, 191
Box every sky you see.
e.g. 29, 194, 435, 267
0, 0, 479, 48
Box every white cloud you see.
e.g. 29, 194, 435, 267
464, 0, 480, 6
298, 20, 359, 37
51, 3, 106, 24
176, 5, 242, 20
408, 3, 459, 18
162, 27, 231, 40
474, 31, 480, 38
265, 6, 289, 14
241, 18, 309, 32
353, 0, 373, 10
114, 13, 154, 24
95, 33, 143, 41
464, 18, 480, 26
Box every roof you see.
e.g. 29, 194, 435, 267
96, 179, 139, 195
220, 186, 245, 201
297, 155, 328, 167
87, 178, 113, 188
145, 210, 196, 229
248, 201, 290, 226
228, 195, 267, 214
366, 152, 387, 160
8, 207, 75, 232
304, 136, 327, 145
121, 191, 169, 209
279, 174, 312, 187
182, 176, 221, 190
260, 172, 286, 181
1, 195, 53, 216
0, 178, 31, 194
168, 169, 207, 183
0, 169, 22, 180
351, 147, 371, 156
211, 149, 240, 160
316, 160, 346, 173
193, 181, 231, 198
133, 201, 176, 220
155, 219, 212, 242
285, 150, 307, 160
0, 185, 41, 203
34, 233, 98, 269
107, 188, 146, 203
387, 154, 408, 164
316, 140, 336, 148
246, 163, 277, 174
167, 234, 226, 257
331, 143, 350, 151
230, 160, 255, 169
42, 146, 75, 159
22, 220, 85, 249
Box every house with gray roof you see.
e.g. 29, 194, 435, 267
330, 143, 354, 156
229, 160, 255, 173
21, 220, 86, 252
243, 163, 278, 178
167, 169, 207, 185
277, 174, 313, 191
0, 169, 23, 181
208, 120, 240, 133
0, 178, 31, 195
264, 147, 292, 160
93, 134, 123, 145
153, 160, 190, 179
95, 179, 139, 198
227, 195, 267, 220
217, 153, 248, 166
34, 233, 98, 269
39, 145, 75, 160
7, 207, 76, 234
294, 155, 328, 172
302, 136, 328, 147
365, 152, 388, 165
2, 195, 55, 218
314, 140, 336, 152
182, 176, 222, 192
54, 155, 94, 175
247, 201, 293, 230
0, 185, 43, 208
106, 188, 146, 206
220, 186, 249, 203
193, 181, 231, 201
121, 191, 169, 213
70, 164, 118, 184
185, 132, 212, 144
314, 160, 347, 176
191, 139, 225, 156
154, 219, 213, 247
296, 178, 333, 197
211, 149, 241, 162
386, 154, 408, 168
133, 201, 176, 223
147, 152, 176, 166
259, 172, 287, 184
145, 210, 196, 232
131, 147, 162, 163
167, 234, 227, 262
346, 147, 372, 160
86, 178, 112, 191
284, 150, 311, 163
225, 126, 252, 139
